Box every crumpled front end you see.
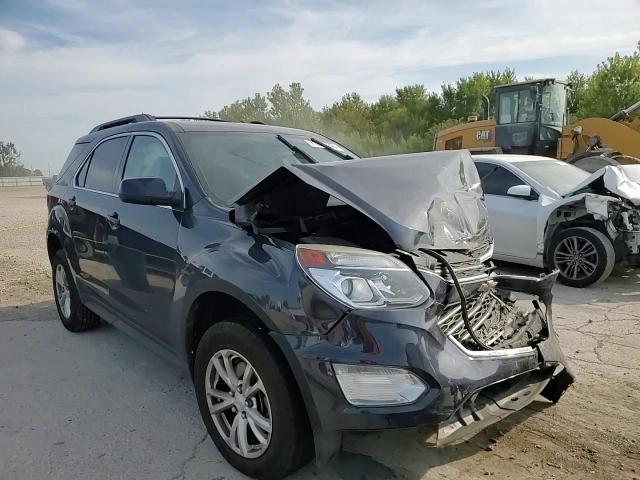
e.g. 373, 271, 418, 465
547, 164, 640, 263
276, 243, 573, 451
232, 150, 573, 455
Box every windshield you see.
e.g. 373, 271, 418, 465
180, 131, 358, 204
515, 159, 591, 195
541, 84, 567, 127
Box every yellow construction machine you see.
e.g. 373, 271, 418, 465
434, 78, 640, 171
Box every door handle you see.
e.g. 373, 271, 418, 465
106, 212, 120, 228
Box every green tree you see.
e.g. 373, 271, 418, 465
0, 142, 22, 176
577, 47, 640, 118
566, 69, 588, 117
450, 68, 517, 120
213, 93, 269, 123
322, 93, 372, 134
267, 82, 318, 129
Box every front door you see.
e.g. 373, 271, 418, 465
475, 162, 539, 260
106, 134, 183, 347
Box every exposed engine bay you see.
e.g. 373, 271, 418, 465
231, 151, 554, 352
406, 245, 551, 351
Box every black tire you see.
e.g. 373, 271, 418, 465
51, 249, 100, 332
194, 320, 312, 479
549, 227, 615, 287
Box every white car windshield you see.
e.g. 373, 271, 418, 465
516, 160, 591, 195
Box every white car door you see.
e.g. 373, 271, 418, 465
475, 162, 539, 261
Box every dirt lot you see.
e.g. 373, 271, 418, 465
1, 186, 639, 480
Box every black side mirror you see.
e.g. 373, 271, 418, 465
119, 177, 182, 208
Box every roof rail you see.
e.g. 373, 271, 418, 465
154, 116, 229, 122
89, 114, 238, 134
90, 114, 156, 133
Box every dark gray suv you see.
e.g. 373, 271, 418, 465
46, 114, 574, 479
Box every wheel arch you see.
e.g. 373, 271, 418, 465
185, 290, 270, 372
184, 288, 321, 455
47, 231, 63, 262
46, 204, 73, 261
543, 217, 611, 267
540, 196, 615, 268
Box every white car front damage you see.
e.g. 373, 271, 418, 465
540, 165, 640, 261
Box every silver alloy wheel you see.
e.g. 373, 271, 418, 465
205, 349, 272, 458
55, 264, 72, 319
553, 235, 599, 280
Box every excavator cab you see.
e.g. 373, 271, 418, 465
434, 79, 640, 170
494, 79, 569, 157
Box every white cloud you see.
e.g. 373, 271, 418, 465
0, 28, 25, 53
0, 0, 638, 171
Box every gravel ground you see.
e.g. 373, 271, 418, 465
0, 187, 50, 306
1, 186, 639, 480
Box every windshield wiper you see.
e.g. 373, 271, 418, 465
310, 137, 354, 160
276, 135, 315, 163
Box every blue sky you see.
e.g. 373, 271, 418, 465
1, 0, 638, 173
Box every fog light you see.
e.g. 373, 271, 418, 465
332, 364, 427, 406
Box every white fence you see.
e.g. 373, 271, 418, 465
0, 176, 44, 187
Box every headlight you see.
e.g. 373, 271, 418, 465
333, 364, 428, 406
296, 244, 431, 309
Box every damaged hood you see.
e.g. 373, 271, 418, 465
565, 165, 640, 205
233, 150, 490, 252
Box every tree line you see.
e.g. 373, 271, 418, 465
205, 44, 640, 157
0, 142, 42, 177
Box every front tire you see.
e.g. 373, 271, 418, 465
194, 320, 312, 479
549, 227, 615, 287
51, 249, 100, 332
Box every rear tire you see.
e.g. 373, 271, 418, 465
194, 319, 312, 479
549, 227, 615, 287
51, 249, 100, 332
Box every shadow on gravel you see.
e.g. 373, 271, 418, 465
321, 401, 551, 479
0, 299, 55, 322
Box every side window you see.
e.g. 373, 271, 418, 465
76, 157, 90, 187
498, 89, 536, 124
475, 163, 524, 196
498, 92, 516, 124
474, 162, 494, 180
123, 136, 179, 193
82, 137, 128, 192
445, 136, 463, 150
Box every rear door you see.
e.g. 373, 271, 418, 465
68, 135, 129, 314
475, 162, 539, 260
106, 133, 183, 347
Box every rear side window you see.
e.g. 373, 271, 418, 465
122, 136, 179, 193
81, 137, 128, 193
475, 162, 524, 196
76, 158, 90, 187
445, 136, 462, 150
56, 143, 91, 186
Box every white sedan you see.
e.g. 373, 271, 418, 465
473, 154, 640, 287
